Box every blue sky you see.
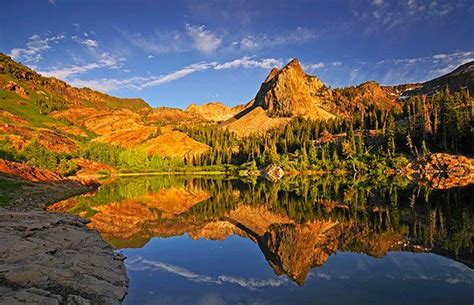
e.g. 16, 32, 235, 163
1, 0, 473, 108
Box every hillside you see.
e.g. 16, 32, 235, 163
0, 52, 210, 165
221, 106, 291, 137
406, 60, 474, 96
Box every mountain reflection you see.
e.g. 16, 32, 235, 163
49, 175, 473, 285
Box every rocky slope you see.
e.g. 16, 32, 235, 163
0, 52, 210, 161
221, 106, 290, 137
0, 53, 149, 111
186, 101, 246, 122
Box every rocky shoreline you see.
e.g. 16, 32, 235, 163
0, 173, 129, 305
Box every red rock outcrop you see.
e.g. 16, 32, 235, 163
0, 158, 64, 182
4, 81, 28, 98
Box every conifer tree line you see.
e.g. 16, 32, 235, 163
181, 89, 473, 171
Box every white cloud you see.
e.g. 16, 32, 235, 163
48, 0, 56, 5
304, 62, 325, 70
9, 34, 65, 63
39, 52, 124, 79
68, 77, 147, 92
214, 56, 283, 70
240, 38, 258, 49
436, 57, 474, 74
72, 36, 98, 49
332, 61, 342, 66
141, 62, 216, 88
433, 54, 448, 60
372, 0, 383, 5
185, 24, 222, 54
147, 55, 154, 59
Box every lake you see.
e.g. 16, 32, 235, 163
49, 175, 474, 305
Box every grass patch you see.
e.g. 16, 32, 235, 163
0, 178, 24, 206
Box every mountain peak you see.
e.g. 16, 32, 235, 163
264, 67, 280, 83
282, 58, 305, 77
253, 59, 328, 118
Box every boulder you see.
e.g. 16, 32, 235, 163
4, 81, 28, 98
405, 153, 474, 189
261, 164, 285, 182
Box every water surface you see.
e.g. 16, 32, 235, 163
50, 175, 474, 305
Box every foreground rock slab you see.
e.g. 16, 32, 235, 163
0, 210, 128, 305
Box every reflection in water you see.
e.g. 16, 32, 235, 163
49, 175, 474, 304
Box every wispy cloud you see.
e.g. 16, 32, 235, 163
237, 27, 318, 50
214, 56, 283, 70
68, 56, 283, 92
121, 24, 316, 56
185, 24, 222, 54
120, 30, 184, 55
72, 35, 98, 49
141, 62, 216, 88
68, 76, 149, 92
39, 52, 124, 79
48, 0, 56, 5
357, 0, 463, 33
9, 34, 65, 63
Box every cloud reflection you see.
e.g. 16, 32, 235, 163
126, 256, 288, 290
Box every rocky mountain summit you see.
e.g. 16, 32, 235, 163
221, 58, 407, 136
253, 59, 334, 118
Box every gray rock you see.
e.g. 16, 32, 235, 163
0, 210, 128, 305
261, 164, 285, 182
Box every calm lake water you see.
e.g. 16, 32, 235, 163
50, 175, 474, 305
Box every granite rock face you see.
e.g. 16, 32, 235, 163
0, 211, 128, 305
